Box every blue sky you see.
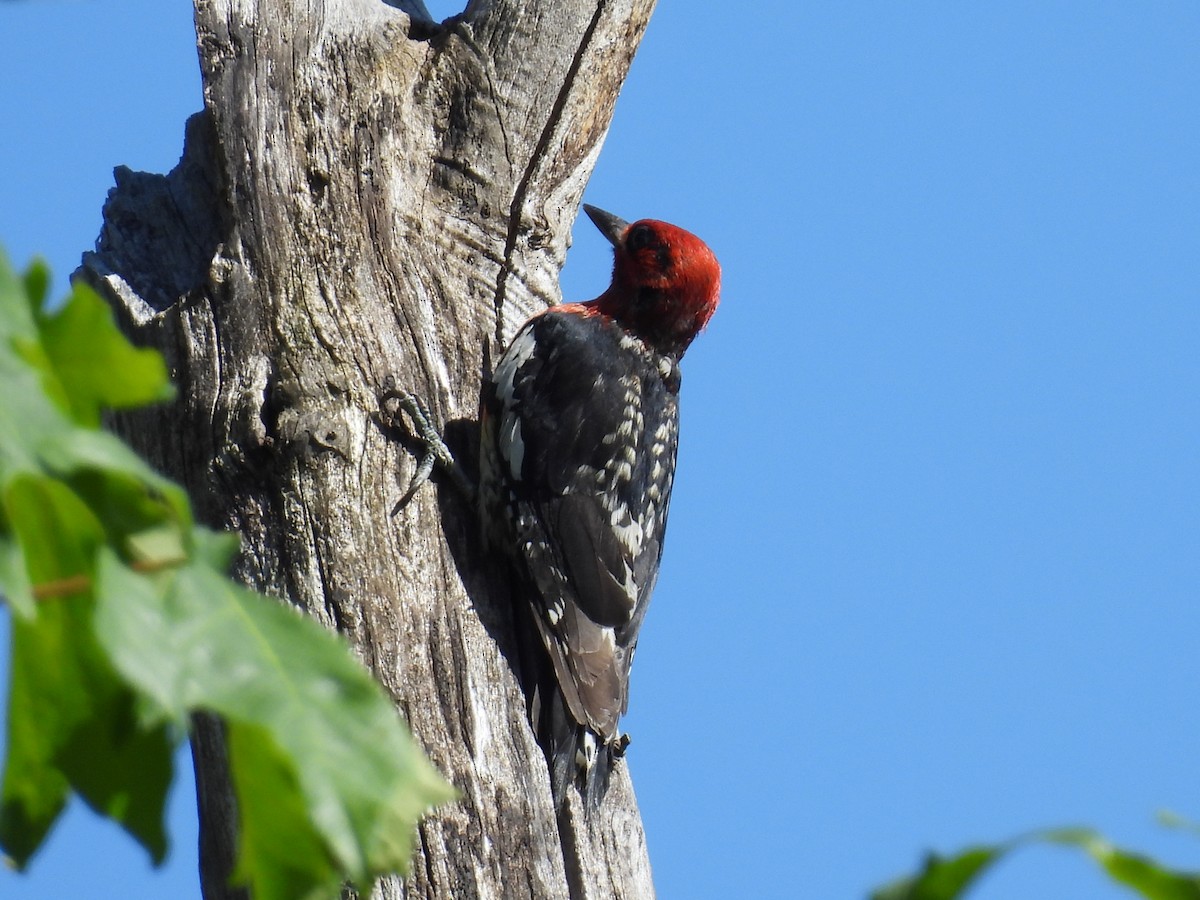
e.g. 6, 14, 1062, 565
2, 2, 1198, 898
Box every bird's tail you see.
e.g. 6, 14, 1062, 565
513, 601, 621, 811
534, 678, 623, 811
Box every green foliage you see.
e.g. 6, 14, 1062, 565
874, 822, 1200, 900
873, 843, 1004, 900
0, 253, 455, 897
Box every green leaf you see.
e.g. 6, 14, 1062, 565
1044, 829, 1200, 900
0, 533, 34, 616
876, 827, 1200, 900
94, 543, 456, 896
0, 249, 187, 620
34, 278, 174, 427
0, 601, 70, 865
228, 720, 340, 900
0, 479, 172, 868
0, 476, 172, 866
871, 845, 1006, 900
0, 254, 190, 867
0, 255, 182, 502
125, 523, 188, 567
5, 475, 103, 604
0, 253, 38, 347
0, 254, 59, 479
21, 259, 49, 311
1, 596, 174, 867
42, 427, 191, 527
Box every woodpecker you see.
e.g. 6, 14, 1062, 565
479, 204, 721, 807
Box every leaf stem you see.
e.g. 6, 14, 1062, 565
17, 556, 190, 602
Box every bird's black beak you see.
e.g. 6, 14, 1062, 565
583, 204, 629, 248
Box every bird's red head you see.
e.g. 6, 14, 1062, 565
584, 205, 721, 358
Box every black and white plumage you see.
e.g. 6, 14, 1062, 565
479, 205, 720, 807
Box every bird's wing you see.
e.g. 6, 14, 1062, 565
486, 309, 679, 737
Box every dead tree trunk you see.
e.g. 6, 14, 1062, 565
79, 0, 657, 896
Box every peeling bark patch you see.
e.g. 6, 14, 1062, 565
90, 112, 225, 313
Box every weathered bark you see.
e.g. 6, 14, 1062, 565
79, 0, 657, 897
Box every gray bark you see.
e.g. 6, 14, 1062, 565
79, 0, 657, 897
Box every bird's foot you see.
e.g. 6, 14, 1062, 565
378, 379, 475, 511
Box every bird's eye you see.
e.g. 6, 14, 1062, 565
626, 224, 654, 252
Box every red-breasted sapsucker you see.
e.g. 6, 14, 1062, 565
480, 205, 721, 808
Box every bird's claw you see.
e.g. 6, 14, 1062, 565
378, 386, 474, 511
